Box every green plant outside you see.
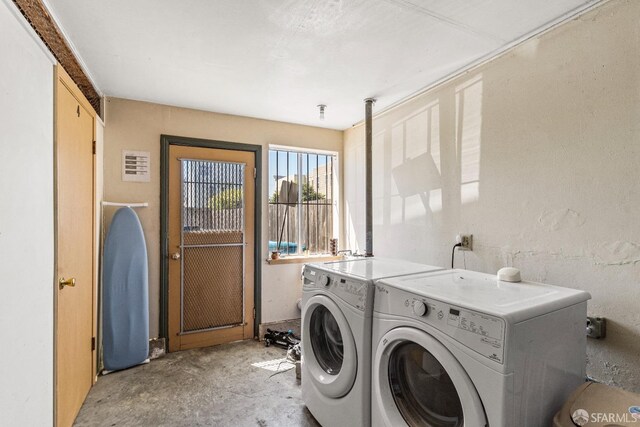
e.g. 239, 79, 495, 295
268, 182, 325, 203
209, 187, 243, 210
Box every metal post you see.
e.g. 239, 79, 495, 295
364, 98, 375, 257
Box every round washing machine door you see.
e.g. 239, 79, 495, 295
302, 294, 357, 398
373, 327, 486, 427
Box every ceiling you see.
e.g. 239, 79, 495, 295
44, 0, 599, 130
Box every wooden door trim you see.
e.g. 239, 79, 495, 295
55, 65, 97, 119
159, 135, 262, 347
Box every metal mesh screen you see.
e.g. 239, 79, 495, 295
182, 245, 244, 331
180, 159, 245, 333
182, 160, 244, 232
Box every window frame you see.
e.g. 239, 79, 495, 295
268, 145, 339, 258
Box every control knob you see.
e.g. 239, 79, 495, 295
318, 275, 331, 287
413, 300, 428, 317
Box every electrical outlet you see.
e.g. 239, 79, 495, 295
586, 317, 606, 339
460, 235, 473, 251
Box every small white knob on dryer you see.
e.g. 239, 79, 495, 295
318, 275, 331, 287
413, 300, 428, 317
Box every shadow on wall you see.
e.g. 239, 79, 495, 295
388, 75, 483, 222
345, 74, 484, 262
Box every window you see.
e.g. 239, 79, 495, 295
268, 148, 336, 256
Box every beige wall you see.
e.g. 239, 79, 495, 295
344, 0, 640, 391
103, 98, 343, 337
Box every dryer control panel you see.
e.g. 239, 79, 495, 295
444, 306, 504, 363
375, 285, 506, 364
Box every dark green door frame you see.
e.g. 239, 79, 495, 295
159, 134, 262, 344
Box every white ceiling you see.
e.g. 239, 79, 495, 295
45, 0, 599, 130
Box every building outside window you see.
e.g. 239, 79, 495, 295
268, 147, 337, 256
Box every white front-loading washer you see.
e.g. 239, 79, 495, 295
301, 258, 444, 427
371, 269, 591, 427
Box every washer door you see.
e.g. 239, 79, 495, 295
373, 327, 486, 427
303, 294, 357, 398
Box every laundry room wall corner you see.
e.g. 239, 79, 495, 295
343, 0, 640, 392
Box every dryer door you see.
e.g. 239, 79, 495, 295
302, 294, 357, 398
373, 327, 486, 427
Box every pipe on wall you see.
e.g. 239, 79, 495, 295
364, 98, 375, 257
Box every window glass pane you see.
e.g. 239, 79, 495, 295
268, 150, 277, 200
268, 148, 335, 256
308, 153, 318, 253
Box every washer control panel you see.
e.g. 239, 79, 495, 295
412, 300, 428, 317
376, 285, 506, 364
318, 275, 331, 287
303, 266, 370, 311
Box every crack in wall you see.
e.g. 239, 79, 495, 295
593, 241, 640, 266
476, 241, 640, 268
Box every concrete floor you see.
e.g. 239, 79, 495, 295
74, 340, 320, 427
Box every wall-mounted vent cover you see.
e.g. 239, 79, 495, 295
122, 150, 150, 182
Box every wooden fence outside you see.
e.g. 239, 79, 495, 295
182, 205, 333, 254
268, 204, 332, 254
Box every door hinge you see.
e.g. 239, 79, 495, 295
92, 140, 96, 154
253, 168, 257, 179
91, 336, 96, 351
253, 307, 256, 319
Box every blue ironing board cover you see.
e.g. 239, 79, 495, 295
103, 207, 149, 371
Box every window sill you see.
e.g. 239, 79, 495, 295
266, 255, 342, 265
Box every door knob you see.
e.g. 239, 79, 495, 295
59, 277, 76, 289
171, 252, 181, 260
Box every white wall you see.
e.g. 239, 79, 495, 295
344, 0, 640, 392
103, 98, 343, 335
0, 1, 55, 424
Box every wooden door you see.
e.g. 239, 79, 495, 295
168, 145, 255, 352
55, 65, 95, 427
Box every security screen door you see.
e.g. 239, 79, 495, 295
168, 145, 255, 352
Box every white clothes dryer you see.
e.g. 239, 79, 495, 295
371, 269, 591, 427
301, 258, 444, 427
